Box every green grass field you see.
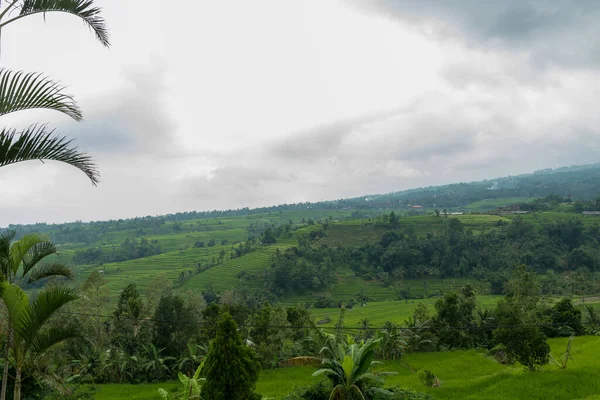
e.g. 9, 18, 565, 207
464, 197, 535, 211
89, 336, 600, 400
308, 295, 501, 327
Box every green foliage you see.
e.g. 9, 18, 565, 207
418, 369, 441, 388
153, 295, 197, 358
267, 243, 344, 297
1, 283, 80, 399
545, 298, 584, 337
201, 313, 261, 400
158, 361, 205, 400
313, 337, 397, 400
432, 285, 476, 349
550, 336, 574, 370
492, 267, 550, 371
111, 284, 149, 355
0, 124, 99, 185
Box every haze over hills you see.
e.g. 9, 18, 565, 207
4, 163, 600, 231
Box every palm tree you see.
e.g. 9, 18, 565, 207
401, 316, 433, 354
313, 337, 396, 400
0, 230, 72, 285
1, 283, 79, 400
0, 231, 73, 400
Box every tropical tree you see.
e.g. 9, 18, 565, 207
0, 231, 73, 400
1, 283, 80, 400
313, 337, 396, 400
0, 230, 72, 285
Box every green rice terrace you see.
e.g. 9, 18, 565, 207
3, 0, 600, 397
5, 185, 600, 399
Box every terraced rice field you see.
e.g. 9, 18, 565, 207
91, 336, 600, 400
309, 295, 501, 328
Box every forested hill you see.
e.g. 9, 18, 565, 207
344, 163, 600, 209
5, 163, 600, 235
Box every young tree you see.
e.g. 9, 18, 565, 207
111, 283, 148, 356
313, 337, 396, 400
202, 313, 261, 400
0, 232, 73, 399
493, 266, 550, 371
545, 298, 585, 337
1, 283, 79, 400
153, 295, 197, 358
432, 285, 476, 349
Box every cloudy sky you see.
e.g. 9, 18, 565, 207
1, 0, 600, 225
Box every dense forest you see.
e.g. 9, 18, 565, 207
264, 213, 600, 303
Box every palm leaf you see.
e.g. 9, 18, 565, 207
0, 229, 16, 276
328, 384, 344, 400
21, 239, 58, 277
2, 0, 110, 47
9, 233, 45, 277
1, 282, 28, 325
15, 286, 78, 345
0, 124, 99, 185
0, 69, 82, 120
26, 324, 80, 354
27, 262, 72, 283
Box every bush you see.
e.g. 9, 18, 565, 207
493, 325, 550, 371
314, 296, 336, 308
419, 369, 441, 388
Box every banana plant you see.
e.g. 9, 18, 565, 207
159, 362, 206, 400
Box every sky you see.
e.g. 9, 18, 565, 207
1, 0, 600, 225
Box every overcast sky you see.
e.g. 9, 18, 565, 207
1, 0, 599, 225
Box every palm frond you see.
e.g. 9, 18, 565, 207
1, 282, 28, 325
22, 239, 58, 276
15, 286, 78, 344
27, 262, 72, 284
0, 69, 82, 120
9, 233, 45, 276
0, 124, 100, 185
0, 229, 16, 276
2, 0, 110, 47
26, 324, 81, 354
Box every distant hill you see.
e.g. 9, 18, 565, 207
5, 163, 600, 234
339, 163, 600, 210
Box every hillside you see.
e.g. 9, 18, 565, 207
4, 163, 600, 305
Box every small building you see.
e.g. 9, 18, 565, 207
411, 205, 423, 209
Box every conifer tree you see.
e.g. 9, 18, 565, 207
202, 312, 261, 400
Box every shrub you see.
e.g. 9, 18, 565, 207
419, 369, 441, 388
